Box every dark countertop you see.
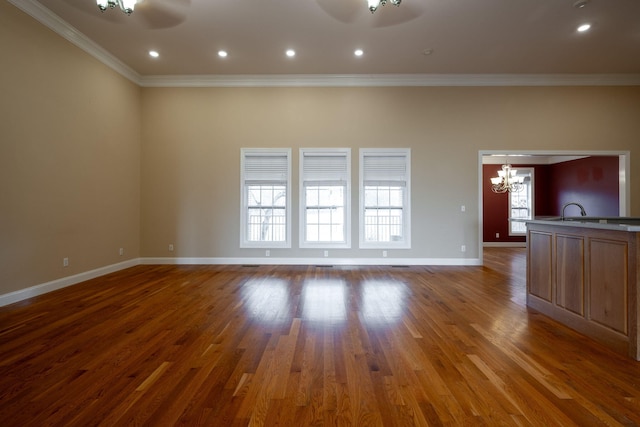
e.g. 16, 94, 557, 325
519, 217, 640, 232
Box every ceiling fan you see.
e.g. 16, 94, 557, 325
316, 0, 423, 27
130, 0, 190, 29
63, 0, 190, 29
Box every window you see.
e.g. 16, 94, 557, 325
360, 149, 411, 248
240, 148, 291, 248
300, 148, 351, 248
509, 168, 534, 235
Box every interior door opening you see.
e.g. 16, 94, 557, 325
478, 150, 629, 263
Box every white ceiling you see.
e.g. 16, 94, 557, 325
481, 154, 591, 165
18, 0, 640, 79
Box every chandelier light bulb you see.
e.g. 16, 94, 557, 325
97, 0, 109, 11
490, 163, 524, 193
367, 0, 400, 13
97, 0, 135, 15
121, 0, 136, 14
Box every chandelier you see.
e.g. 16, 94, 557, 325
490, 163, 524, 193
367, 0, 401, 13
97, 0, 136, 15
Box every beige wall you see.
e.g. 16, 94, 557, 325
0, 2, 141, 295
2, 0, 639, 298
140, 86, 639, 260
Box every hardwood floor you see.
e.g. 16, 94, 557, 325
1, 248, 639, 426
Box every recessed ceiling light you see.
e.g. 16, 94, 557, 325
218, 50, 228, 58
354, 49, 364, 57
577, 23, 591, 32
148, 50, 159, 58
286, 49, 296, 58
423, 49, 434, 56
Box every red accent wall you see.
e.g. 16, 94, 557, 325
549, 156, 620, 217
483, 164, 549, 243
483, 157, 619, 243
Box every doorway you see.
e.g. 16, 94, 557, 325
478, 150, 630, 263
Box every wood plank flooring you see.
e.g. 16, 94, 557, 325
1, 248, 640, 426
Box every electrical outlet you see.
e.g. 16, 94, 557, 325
461, 245, 466, 252
382, 250, 387, 258
265, 250, 270, 257
119, 247, 124, 256
496, 233, 500, 238
461, 205, 466, 212
324, 250, 329, 257
168, 244, 174, 252
63, 257, 69, 267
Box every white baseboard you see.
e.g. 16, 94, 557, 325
0, 258, 141, 307
140, 256, 483, 266
1, 256, 483, 307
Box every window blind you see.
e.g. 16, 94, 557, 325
243, 152, 289, 184
302, 152, 349, 183
362, 153, 408, 186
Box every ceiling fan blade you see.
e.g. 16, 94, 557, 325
61, 0, 125, 23
59, 0, 190, 29
136, 0, 190, 29
371, 2, 423, 28
316, 0, 361, 24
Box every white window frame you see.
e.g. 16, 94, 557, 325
359, 148, 411, 249
508, 167, 534, 236
240, 148, 291, 248
299, 148, 351, 249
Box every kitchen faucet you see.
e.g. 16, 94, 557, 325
561, 202, 587, 220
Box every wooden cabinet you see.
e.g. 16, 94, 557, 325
526, 222, 639, 360
556, 234, 585, 315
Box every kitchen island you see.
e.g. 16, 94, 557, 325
525, 217, 640, 360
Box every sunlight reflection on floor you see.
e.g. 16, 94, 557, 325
302, 279, 347, 323
361, 280, 407, 326
241, 278, 290, 325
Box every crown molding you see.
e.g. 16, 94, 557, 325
139, 73, 640, 88
8, 0, 141, 85
10, 0, 640, 88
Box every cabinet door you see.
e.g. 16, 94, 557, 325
556, 234, 585, 315
528, 231, 553, 302
589, 238, 628, 335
